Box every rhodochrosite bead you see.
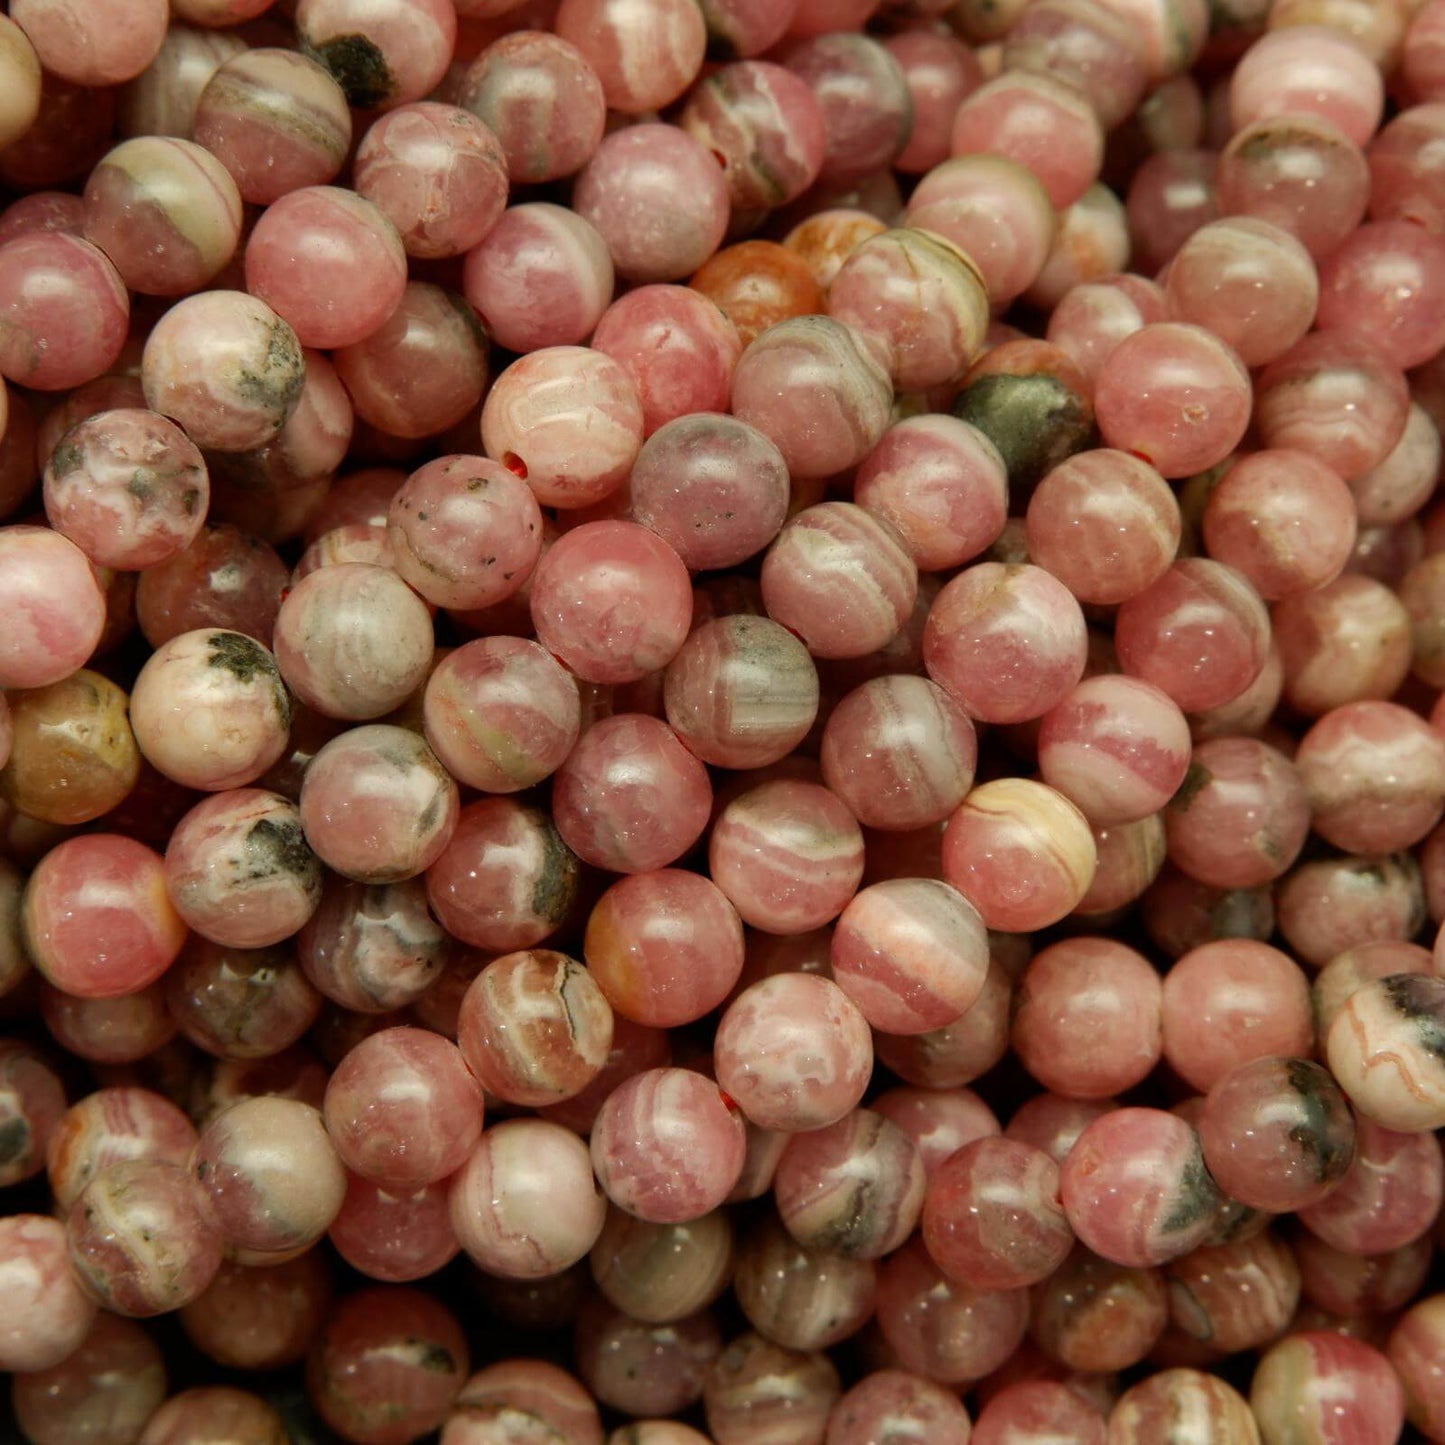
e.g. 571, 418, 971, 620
829, 878, 988, 1035
0, 1213, 97, 1371
827, 1371, 974, 1445
942, 778, 1097, 932
23, 834, 187, 998
458, 950, 614, 1107
714, 974, 873, 1132
1250, 1333, 1405, 1445
1109, 1371, 1258, 1445
1327, 974, 1445, 1131
590, 1068, 747, 1224
0, 525, 106, 689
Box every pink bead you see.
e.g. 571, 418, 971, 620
481, 346, 644, 510
24, 834, 187, 999
458, 949, 613, 1107
1108, 1372, 1253, 1444
1115, 558, 1269, 713
715, 973, 873, 1132
0, 525, 106, 688
762, 502, 917, 660
830, 878, 988, 1035
710, 779, 865, 934
785, 34, 912, 183
1230, 25, 1384, 148
732, 319, 893, 482
192, 48, 352, 206
47, 1087, 197, 1212
457, 32, 605, 185
0, 232, 128, 391
1251, 1333, 1405, 1445
828, 227, 990, 393
295, 0, 456, 108
10, 0, 166, 86
951, 71, 1104, 209
1012, 937, 1162, 1098
324, 1026, 483, 1190
0, 1213, 97, 1371
974, 1382, 1107, 1445
826, 1370, 974, 1445
573, 125, 729, 283
887, 31, 984, 175
245, 186, 406, 350
353, 102, 506, 261
924, 563, 1087, 725
1094, 322, 1251, 479
330, 1175, 460, 1283
142, 290, 305, 453
463, 203, 613, 354
450, 1118, 606, 1279
697, 0, 798, 56
1038, 675, 1191, 826
447, 1360, 603, 1445
1060, 1108, 1222, 1267
1388, 1295, 1445, 1440
387, 454, 541, 613
555, 0, 705, 113
821, 674, 976, 831
138, 1387, 287, 1444
1045, 273, 1169, 389
591, 1067, 746, 1223
1368, 104, 1445, 233
427, 798, 578, 953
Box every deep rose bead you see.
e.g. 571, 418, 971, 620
307, 1288, 468, 1445
874, 1236, 1030, 1385
714, 974, 874, 1132
23, 834, 187, 998
449, 1119, 606, 1279
1059, 1108, 1223, 1268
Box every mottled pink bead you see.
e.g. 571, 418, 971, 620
445, 1360, 603, 1445
10, 0, 166, 86
1012, 937, 1161, 1098
714, 973, 873, 1132
762, 502, 917, 662
423, 637, 578, 793
785, 34, 913, 183
330, 1174, 459, 1283
1108, 1371, 1255, 1445
24, 833, 188, 998
274, 562, 435, 721
732, 319, 893, 482
450, 1118, 607, 1278
1251, 1333, 1405, 1445
830, 878, 988, 1035
0, 232, 128, 392
0, 1213, 97, 1372
555, 0, 704, 113
481, 345, 643, 510
464, 203, 613, 354
165, 789, 320, 948
137, 1386, 287, 1445
142, 290, 305, 453
710, 779, 865, 934
456, 31, 604, 187
591, 286, 741, 439
458, 950, 613, 1107
584, 869, 744, 1029
1231, 26, 1383, 148
704, 1332, 842, 1445
552, 713, 711, 874
924, 563, 1087, 725
1060, 1108, 1223, 1268
47, 1087, 197, 1213
0, 525, 106, 688
1327, 974, 1445, 1133
828, 227, 990, 393
295, 0, 456, 108
875, 1235, 1030, 1385
826, 1369, 973, 1445
973, 1381, 1107, 1445
1038, 676, 1190, 827
951, 71, 1103, 209
426, 798, 579, 953
573, 125, 728, 283
875, 1086, 1002, 1178
1388, 1294, 1445, 1441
